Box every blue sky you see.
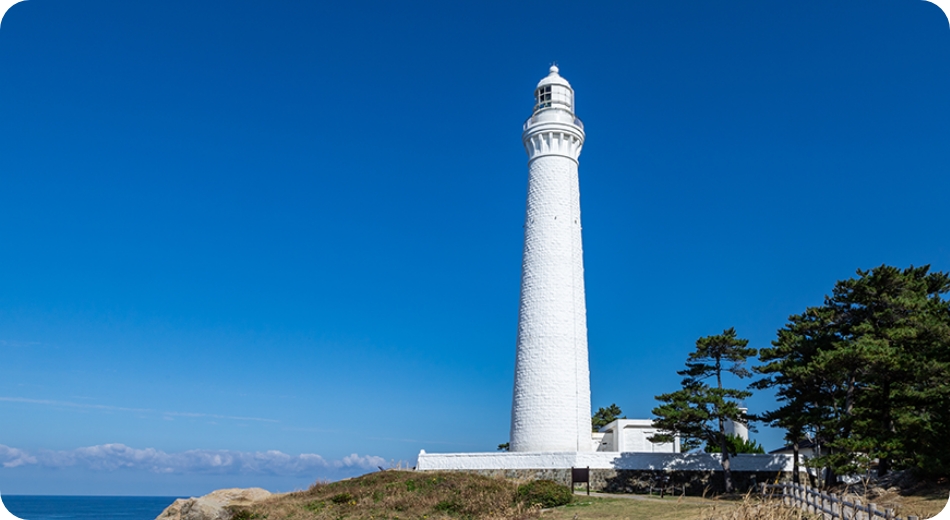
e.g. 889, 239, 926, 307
0, 0, 948, 496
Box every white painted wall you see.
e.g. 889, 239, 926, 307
511, 66, 591, 453
596, 419, 680, 453
592, 432, 607, 450
724, 414, 749, 442
417, 450, 797, 472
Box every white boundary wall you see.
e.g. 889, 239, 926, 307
417, 451, 796, 472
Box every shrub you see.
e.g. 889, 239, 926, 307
433, 499, 463, 514
228, 509, 263, 520
234, 470, 534, 519
330, 492, 354, 504
516, 479, 573, 508
303, 500, 325, 512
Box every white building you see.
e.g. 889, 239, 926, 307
510, 65, 592, 453
593, 419, 681, 453
724, 410, 750, 442
591, 416, 748, 454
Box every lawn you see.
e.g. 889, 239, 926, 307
544, 495, 721, 520
231, 471, 949, 520
546, 490, 950, 520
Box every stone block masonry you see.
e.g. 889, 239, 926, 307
511, 65, 592, 453
453, 468, 797, 495
417, 451, 801, 494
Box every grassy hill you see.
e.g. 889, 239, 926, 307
230, 470, 547, 520
227, 470, 950, 520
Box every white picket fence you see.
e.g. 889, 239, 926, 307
761, 483, 919, 520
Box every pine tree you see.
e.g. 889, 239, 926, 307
591, 404, 624, 431
704, 434, 765, 455
757, 265, 950, 481
651, 328, 757, 493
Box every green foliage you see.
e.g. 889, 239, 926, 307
433, 499, 464, 514
303, 500, 325, 512
235, 470, 538, 519
704, 434, 765, 455
516, 479, 573, 508
755, 265, 950, 482
330, 492, 354, 504
497, 442, 510, 451
651, 327, 757, 492
592, 404, 625, 431
229, 509, 264, 520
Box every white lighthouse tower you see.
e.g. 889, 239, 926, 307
416, 69, 783, 476
510, 66, 592, 453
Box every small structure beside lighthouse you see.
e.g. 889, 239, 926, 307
510, 65, 592, 453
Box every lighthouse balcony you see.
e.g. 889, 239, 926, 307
523, 108, 584, 131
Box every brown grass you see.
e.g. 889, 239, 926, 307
698, 493, 812, 520
543, 495, 714, 520
835, 487, 950, 519
547, 493, 817, 520
229, 471, 950, 520
230, 470, 542, 520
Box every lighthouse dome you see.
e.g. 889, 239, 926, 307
533, 65, 575, 113
536, 65, 572, 89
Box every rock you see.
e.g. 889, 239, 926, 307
155, 488, 272, 520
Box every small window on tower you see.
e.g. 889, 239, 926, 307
536, 86, 553, 109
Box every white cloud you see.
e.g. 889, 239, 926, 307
0, 445, 36, 468
0, 444, 385, 475
339, 453, 386, 469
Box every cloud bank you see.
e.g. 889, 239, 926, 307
0, 444, 385, 476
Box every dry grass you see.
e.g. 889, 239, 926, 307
229, 471, 950, 520
698, 493, 812, 520
836, 486, 950, 519
752, 477, 949, 520
538, 492, 816, 520
548, 492, 950, 520
542, 495, 715, 520
896, 493, 950, 519
230, 470, 542, 520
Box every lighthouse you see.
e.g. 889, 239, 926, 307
510, 66, 592, 453
416, 67, 773, 474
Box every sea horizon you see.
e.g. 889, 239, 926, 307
5, 494, 186, 497
2, 495, 184, 520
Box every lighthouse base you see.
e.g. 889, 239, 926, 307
415, 451, 799, 494
416, 450, 794, 472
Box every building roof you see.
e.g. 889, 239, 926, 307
536, 65, 572, 89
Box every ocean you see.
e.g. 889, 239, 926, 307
2, 496, 181, 520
